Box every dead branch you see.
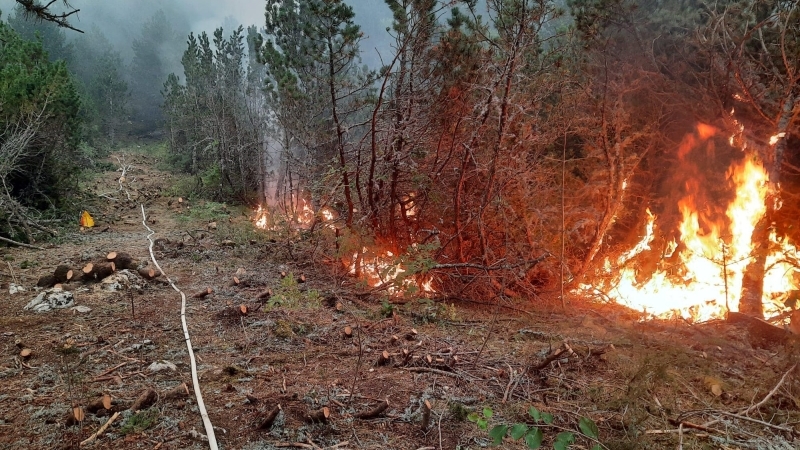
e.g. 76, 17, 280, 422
354, 399, 389, 420
79, 411, 119, 447
257, 404, 282, 430
0, 235, 43, 250
528, 342, 575, 373
15, 0, 83, 32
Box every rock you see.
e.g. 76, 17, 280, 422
9, 284, 26, 295
148, 360, 177, 373
24, 288, 75, 312
99, 270, 138, 292
71, 305, 92, 313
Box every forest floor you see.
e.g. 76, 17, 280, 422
1, 147, 799, 450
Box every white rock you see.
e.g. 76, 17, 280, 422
9, 284, 26, 295
100, 270, 136, 292
24, 288, 74, 312
148, 360, 177, 373
71, 305, 92, 313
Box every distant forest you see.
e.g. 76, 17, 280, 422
1, 0, 798, 310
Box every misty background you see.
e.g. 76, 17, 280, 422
0, 0, 396, 65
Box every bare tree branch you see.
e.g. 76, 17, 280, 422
14, 0, 83, 33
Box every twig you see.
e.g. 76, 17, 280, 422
0, 235, 43, 250
92, 361, 131, 380
502, 363, 515, 403
702, 363, 796, 428
79, 411, 120, 446
6, 261, 18, 284
403, 367, 473, 379
141, 205, 217, 450
529, 342, 575, 372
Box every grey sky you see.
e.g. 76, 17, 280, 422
0, 0, 395, 67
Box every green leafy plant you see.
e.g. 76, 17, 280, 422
470, 406, 601, 449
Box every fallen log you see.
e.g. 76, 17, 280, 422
354, 399, 389, 420
256, 288, 273, 300
304, 406, 330, 424
192, 287, 213, 299
130, 388, 157, 411
107, 251, 136, 270
258, 404, 282, 430
37, 274, 57, 288
138, 267, 161, 280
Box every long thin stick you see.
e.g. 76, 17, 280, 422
702, 363, 796, 428
141, 205, 218, 449
0, 235, 43, 250
79, 411, 120, 447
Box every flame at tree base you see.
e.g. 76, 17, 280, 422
585, 126, 799, 322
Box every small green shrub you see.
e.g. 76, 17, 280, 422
468, 406, 601, 449
119, 409, 159, 435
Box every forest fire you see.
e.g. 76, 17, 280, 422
254, 202, 432, 294
348, 248, 434, 295
253, 198, 318, 230
591, 125, 799, 321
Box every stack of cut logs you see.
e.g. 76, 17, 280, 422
37, 251, 158, 288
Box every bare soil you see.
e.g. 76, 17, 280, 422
1, 149, 799, 450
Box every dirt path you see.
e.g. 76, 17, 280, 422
1, 149, 799, 450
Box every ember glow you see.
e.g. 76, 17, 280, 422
253, 197, 325, 230
254, 200, 433, 295
349, 247, 434, 295
590, 125, 799, 321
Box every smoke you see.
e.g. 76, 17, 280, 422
0, 0, 393, 68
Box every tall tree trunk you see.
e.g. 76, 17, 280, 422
739, 92, 796, 318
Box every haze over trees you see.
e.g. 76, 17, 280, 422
1, 0, 799, 318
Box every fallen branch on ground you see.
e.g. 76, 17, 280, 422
79, 411, 120, 446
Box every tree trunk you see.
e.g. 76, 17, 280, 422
738, 91, 796, 318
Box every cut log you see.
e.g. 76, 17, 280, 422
107, 251, 135, 270
256, 288, 273, 300
344, 326, 353, 338
304, 406, 330, 424
228, 276, 240, 287
19, 348, 32, 358
377, 350, 391, 366
130, 388, 157, 411
65, 406, 85, 426
192, 288, 213, 299
401, 348, 411, 365
163, 383, 189, 400
406, 329, 418, 340
86, 394, 113, 414
421, 400, 432, 430
354, 399, 389, 420
258, 404, 282, 430
82, 263, 94, 278
37, 274, 57, 288
138, 267, 160, 280
93, 262, 115, 280
298, 273, 306, 283
239, 304, 248, 315
53, 265, 71, 283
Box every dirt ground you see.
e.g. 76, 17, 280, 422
1, 148, 799, 450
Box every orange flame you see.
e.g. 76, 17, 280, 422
348, 247, 434, 295
589, 125, 798, 321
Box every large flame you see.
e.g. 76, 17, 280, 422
592, 125, 799, 321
